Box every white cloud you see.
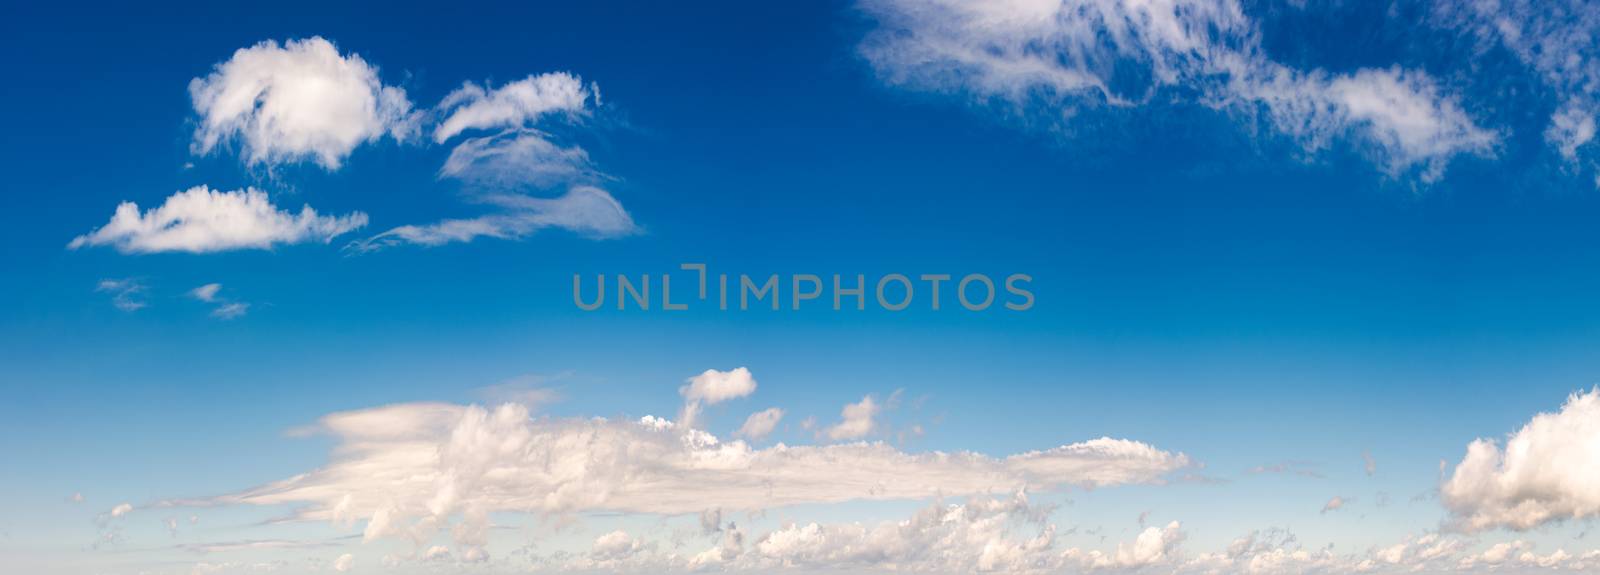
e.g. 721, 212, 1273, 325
859, 0, 1495, 181
352, 186, 633, 250
1321, 495, 1346, 514
332, 553, 353, 572
433, 73, 591, 143
109, 502, 133, 517
189, 283, 222, 303
1434, 1, 1600, 181
210, 302, 250, 320
96, 279, 146, 312
825, 395, 879, 440
189, 37, 416, 170
1441, 388, 1600, 531
70, 186, 367, 254
681, 367, 758, 405
439, 130, 596, 189
166, 399, 1188, 551
736, 408, 784, 440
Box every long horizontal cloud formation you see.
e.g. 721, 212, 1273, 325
174, 401, 1187, 555
69, 186, 366, 253
1441, 388, 1600, 531
189, 37, 417, 170
859, 0, 1497, 182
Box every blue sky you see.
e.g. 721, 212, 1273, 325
3, 0, 1600, 573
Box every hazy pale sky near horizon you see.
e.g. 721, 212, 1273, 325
4, 1, 1600, 573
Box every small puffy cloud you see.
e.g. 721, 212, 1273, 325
1364, 451, 1377, 477
352, 186, 633, 250
189, 37, 416, 169
681, 367, 758, 405
70, 186, 367, 254
433, 73, 591, 143
332, 553, 353, 572
736, 408, 784, 440
825, 395, 879, 440
189, 283, 222, 303
96, 279, 146, 312
109, 503, 133, 517
1442, 388, 1600, 531
590, 530, 641, 561
1321, 496, 1346, 514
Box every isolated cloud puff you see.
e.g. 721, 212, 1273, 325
167, 400, 1188, 552
1441, 388, 1600, 531
95, 279, 147, 311
681, 367, 759, 404
825, 395, 879, 440
69, 186, 366, 253
859, 0, 1496, 182
189, 37, 416, 169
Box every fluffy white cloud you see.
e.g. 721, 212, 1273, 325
109, 502, 133, 517
189, 37, 416, 169
859, 0, 1495, 181
352, 186, 634, 250
69, 186, 367, 254
737, 408, 785, 440
825, 395, 879, 440
1441, 388, 1600, 531
332, 553, 353, 572
167, 397, 1188, 552
681, 367, 758, 404
433, 73, 591, 143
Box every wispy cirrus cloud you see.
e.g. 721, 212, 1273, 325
858, 0, 1497, 182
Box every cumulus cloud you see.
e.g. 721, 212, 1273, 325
859, 0, 1495, 181
189, 37, 416, 169
96, 279, 147, 312
679, 367, 759, 429
69, 186, 367, 254
332, 553, 353, 572
681, 367, 759, 405
1442, 388, 1600, 531
433, 73, 591, 143
162, 397, 1188, 552
825, 395, 879, 440
736, 408, 784, 440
